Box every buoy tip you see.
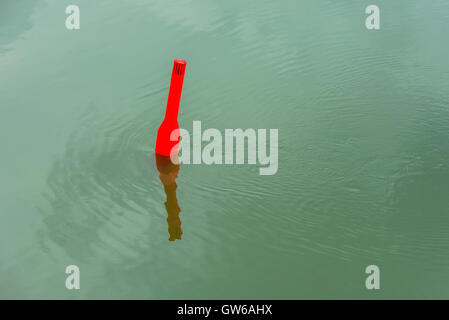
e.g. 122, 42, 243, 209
174, 59, 186, 65
173, 59, 186, 76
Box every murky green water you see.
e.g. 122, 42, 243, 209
1, 0, 449, 299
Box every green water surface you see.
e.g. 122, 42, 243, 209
1, 0, 449, 299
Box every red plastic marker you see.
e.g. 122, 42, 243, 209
155, 59, 187, 156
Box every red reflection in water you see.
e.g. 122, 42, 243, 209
155, 153, 182, 241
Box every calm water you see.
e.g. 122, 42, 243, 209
1, 0, 449, 299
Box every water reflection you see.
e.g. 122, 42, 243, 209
155, 154, 182, 241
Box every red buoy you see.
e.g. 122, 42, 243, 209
155, 59, 187, 156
